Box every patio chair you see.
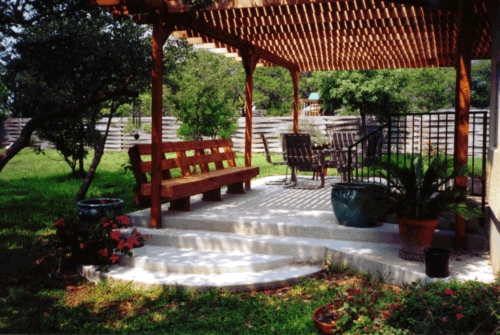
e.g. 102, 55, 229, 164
283, 133, 325, 188
326, 131, 361, 182
260, 133, 289, 185
326, 129, 385, 182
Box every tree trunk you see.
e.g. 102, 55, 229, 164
75, 107, 115, 201
0, 114, 47, 172
0, 80, 137, 173
359, 111, 367, 135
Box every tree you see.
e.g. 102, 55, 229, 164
169, 50, 240, 140
470, 60, 491, 108
37, 117, 93, 177
401, 68, 456, 112
252, 67, 293, 116
0, 0, 150, 175
314, 70, 410, 131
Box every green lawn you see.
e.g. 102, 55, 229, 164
0, 148, 498, 334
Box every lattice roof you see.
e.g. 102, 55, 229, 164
97, 0, 494, 72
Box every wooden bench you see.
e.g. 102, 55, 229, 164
128, 139, 260, 210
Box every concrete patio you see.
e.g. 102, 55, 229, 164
79, 176, 495, 291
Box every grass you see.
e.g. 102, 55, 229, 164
0, 148, 499, 334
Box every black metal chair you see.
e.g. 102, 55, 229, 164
260, 133, 289, 185
283, 133, 325, 188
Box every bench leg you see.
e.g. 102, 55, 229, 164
133, 186, 151, 207
227, 181, 245, 194
169, 197, 191, 211
202, 188, 222, 201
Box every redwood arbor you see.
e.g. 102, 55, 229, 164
95, 0, 494, 247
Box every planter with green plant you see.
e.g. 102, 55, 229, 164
381, 154, 481, 262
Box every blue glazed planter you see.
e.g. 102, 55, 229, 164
77, 198, 124, 222
331, 182, 387, 228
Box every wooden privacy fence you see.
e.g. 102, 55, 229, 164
1, 110, 489, 155
2, 116, 357, 153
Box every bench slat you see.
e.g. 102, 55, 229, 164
136, 139, 233, 155
139, 151, 237, 174
140, 166, 259, 199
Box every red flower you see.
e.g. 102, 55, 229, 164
112, 224, 118, 229
117, 239, 126, 250
103, 222, 111, 228
128, 235, 140, 247
116, 215, 130, 226
99, 248, 109, 257
110, 230, 121, 241
109, 253, 120, 264
54, 218, 66, 228
442, 317, 447, 322
80, 243, 85, 249
444, 288, 455, 296
101, 217, 107, 222
456, 313, 464, 321
125, 239, 134, 250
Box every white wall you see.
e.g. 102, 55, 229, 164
487, 4, 500, 277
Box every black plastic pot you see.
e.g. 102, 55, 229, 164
425, 247, 450, 278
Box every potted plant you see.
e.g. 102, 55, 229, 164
381, 154, 481, 262
313, 286, 383, 334
54, 214, 151, 271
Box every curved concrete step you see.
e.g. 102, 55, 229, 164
123, 228, 328, 263
121, 245, 295, 275
79, 263, 324, 292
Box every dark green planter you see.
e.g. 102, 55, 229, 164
77, 198, 124, 222
331, 182, 387, 228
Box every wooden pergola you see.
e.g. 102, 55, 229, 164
95, 0, 494, 246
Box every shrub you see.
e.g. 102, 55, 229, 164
54, 214, 150, 271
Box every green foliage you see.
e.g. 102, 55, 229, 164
471, 60, 492, 108
253, 67, 294, 116
388, 280, 500, 335
2, 5, 150, 119
170, 50, 240, 140
381, 155, 482, 220
314, 70, 410, 129
401, 68, 456, 112
36, 118, 93, 177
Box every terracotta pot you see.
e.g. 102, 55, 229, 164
313, 303, 344, 334
397, 216, 440, 262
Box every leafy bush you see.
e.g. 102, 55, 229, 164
54, 214, 150, 271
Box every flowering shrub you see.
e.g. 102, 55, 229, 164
54, 215, 151, 271
387, 280, 500, 334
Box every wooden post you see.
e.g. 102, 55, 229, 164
150, 13, 173, 228
150, 12, 163, 229
290, 70, 299, 134
242, 49, 258, 189
453, 0, 473, 249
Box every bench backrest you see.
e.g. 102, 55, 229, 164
128, 139, 237, 185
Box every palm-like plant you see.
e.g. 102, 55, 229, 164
381, 154, 481, 220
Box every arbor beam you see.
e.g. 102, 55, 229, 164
453, 0, 473, 249
174, 12, 299, 72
